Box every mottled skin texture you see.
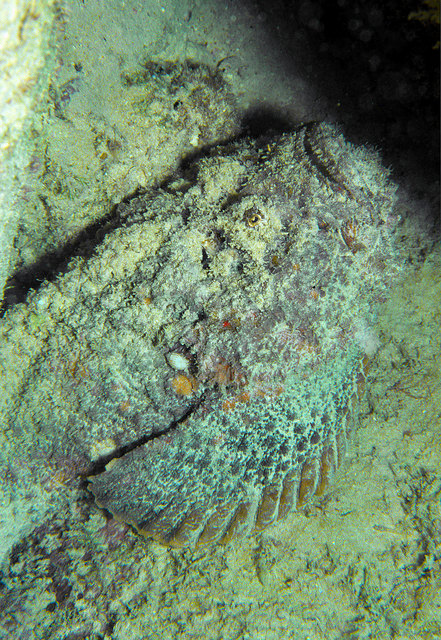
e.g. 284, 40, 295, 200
4, 123, 400, 547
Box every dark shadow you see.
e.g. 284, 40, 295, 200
240, 106, 297, 136
243, 0, 439, 196
0, 203, 124, 316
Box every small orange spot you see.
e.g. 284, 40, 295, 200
292, 263, 300, 271
67, 358, 89, 379
341, 220, 365, 253
256, 385, 284, 399
296, 341, 316, 355
144, 296, 152, 305
310, 288, 320, 300
221, 315, 241, 331
210, 359, 246, 387
44, 467, 71, 489
213, 433, 227, 446
119, 400, 131, 414
172, 374, 196, 396
215, 361, 233, 385
222, 392, 250, 412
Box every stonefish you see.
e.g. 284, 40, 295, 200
3, 123, 400, 548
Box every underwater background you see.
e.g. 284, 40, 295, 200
0, 1, 439, 638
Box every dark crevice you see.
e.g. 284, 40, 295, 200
81, 392, 206, 485
0, 195, 141, 316
1, 116, 311, 318
201, 246, 210, 270
1, 131, 250, 317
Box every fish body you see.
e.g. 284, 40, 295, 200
4, 123, 400, 546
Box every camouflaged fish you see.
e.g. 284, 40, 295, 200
2, 123, 400, 547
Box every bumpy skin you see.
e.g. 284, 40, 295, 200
5, 123, 400, 547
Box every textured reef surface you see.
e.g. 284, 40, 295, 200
2, 123, 401, 548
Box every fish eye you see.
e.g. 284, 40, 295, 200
245, 211, 263, 227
